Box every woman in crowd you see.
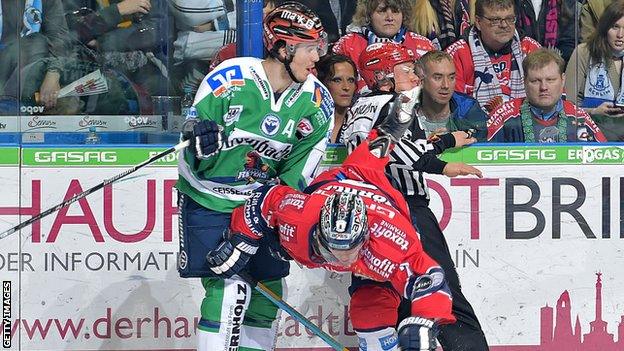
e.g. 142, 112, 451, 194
565, 0, 624, 140
315, 53, 358, 143
409, 0, 473, 50
332, 0, 435, 90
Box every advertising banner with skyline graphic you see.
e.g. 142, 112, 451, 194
0, 144, 623, 350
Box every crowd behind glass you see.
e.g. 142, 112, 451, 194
0, 0, 622, 143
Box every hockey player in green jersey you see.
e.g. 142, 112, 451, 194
176, 2, 333, 351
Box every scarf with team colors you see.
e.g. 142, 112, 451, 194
582, 57, 624, 108
0, 0, 42, 48
363, 25, 408, 45
468, 27, 525, 108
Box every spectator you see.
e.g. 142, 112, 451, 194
488, 48, 607, 142
176, 0, 276, 94
0, 0, 71, 114
206, 0, 277, 73
333, 0, 436, 91
446, 0, 541, 112
315, 53, 358, 143
297, 0, 340, 43
170, 0, 235, 65
579, 0, 614, 42
514, 0, 577, 62
409, 0, 473, 50
62, 0, 170, 114
416, 50, 489, 140
565, 0, 624, 141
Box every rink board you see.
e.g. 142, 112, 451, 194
0, 143, 623, 350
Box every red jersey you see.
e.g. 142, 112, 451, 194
333, 31, 436, 91
446, 36, 541, 97
230, 141, 455, 323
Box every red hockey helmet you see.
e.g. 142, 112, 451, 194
359, 42, 416, 89
263, 2, 328, 57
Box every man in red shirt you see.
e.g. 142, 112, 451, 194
446, 0, 540, 112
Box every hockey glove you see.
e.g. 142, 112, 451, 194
182, 118, 224, 160
370, 85, 421, 157
206, 232, 259, 278
397, 316, 439, 351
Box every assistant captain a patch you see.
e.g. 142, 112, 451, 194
261, 114, 281, 136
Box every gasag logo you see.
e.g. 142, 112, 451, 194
207, 65, 245, 97
261, 114, 281, 136
34, 151, 118, 163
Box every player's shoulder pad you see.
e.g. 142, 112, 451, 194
446, 39, 468, 56
301, 76, 335, 128
487, 98, 522, 138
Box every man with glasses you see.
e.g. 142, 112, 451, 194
446, 0, 540, 112
176, 3, 333, 351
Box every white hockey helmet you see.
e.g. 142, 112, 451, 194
318, 192, 369, 251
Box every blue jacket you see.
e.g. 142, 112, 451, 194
449, 92, 489, 141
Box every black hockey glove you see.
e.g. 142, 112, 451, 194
397, 316, 439, 351
182, 118, 224, 160
206, 232, 259, 278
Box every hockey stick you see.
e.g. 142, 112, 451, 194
238, 271, 349, 351
0, 140, 190, 240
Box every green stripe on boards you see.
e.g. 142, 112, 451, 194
239, 347, 264, 351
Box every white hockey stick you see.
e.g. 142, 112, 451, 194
0, 140, 190, 240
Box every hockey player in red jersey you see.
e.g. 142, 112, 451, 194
206, 91, 456, 351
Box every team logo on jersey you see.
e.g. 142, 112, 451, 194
296, 118, 314, 137
237, 151, 270, 183
261, 114, 281, 136
224, 105, 243, 126
206, 65, 245, 97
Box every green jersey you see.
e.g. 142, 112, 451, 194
177, 57, 334, 213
